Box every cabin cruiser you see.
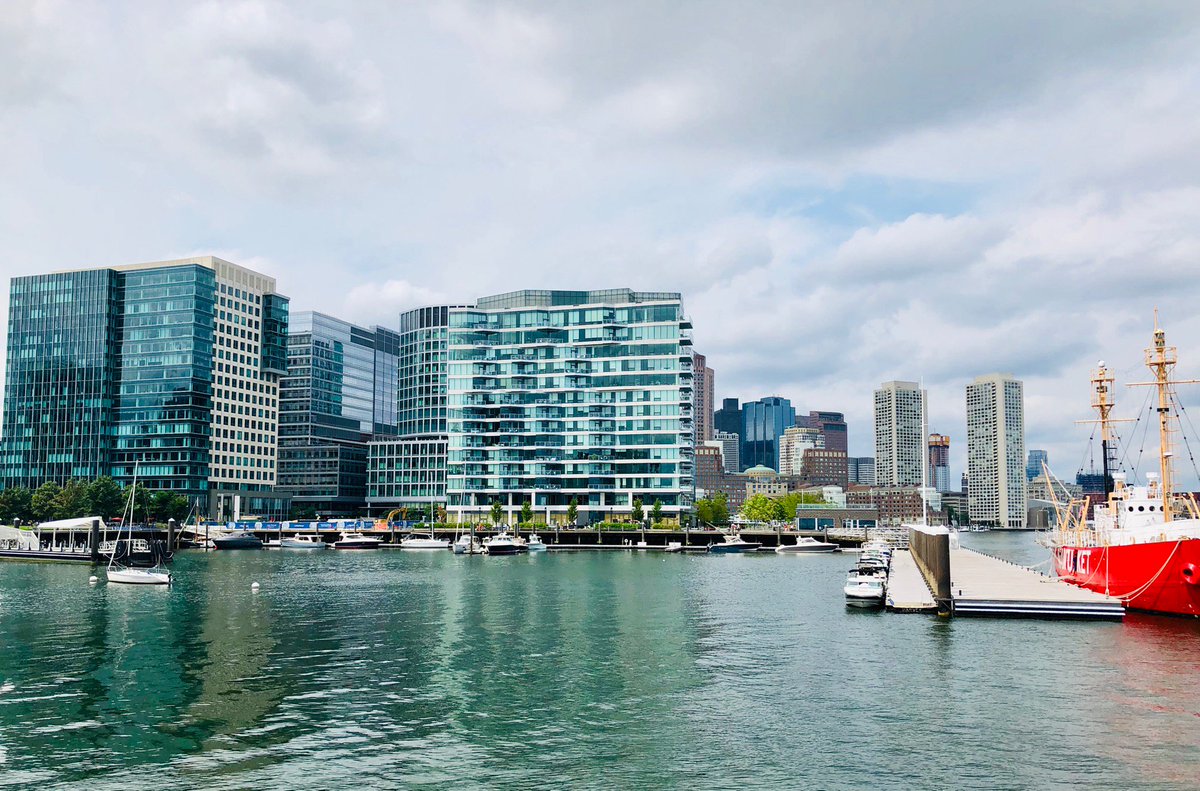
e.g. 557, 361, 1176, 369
526, 534, 547, 552
483, 531, 526, 555
775, 537, 838, 554
280, 535, 326, 549
332, 532, 383, 550
844, 571, 886, 607
707, 534, 762, 554
400, 533, 451, 550
453, 535, 484, 555
212, 531, 263, 550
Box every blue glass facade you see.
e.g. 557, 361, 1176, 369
445, 290, 694, 523
740, 396, 796, 471
2, 270, 119, 486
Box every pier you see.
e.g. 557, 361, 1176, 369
898, 525, 1125, 620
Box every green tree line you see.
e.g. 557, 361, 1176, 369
738, 491, 827, 523
0, 477, 192, 525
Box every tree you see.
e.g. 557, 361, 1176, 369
0, 487, 33, 524
87, 477, 125, 520
740, 493, 782, 523
520, 500, 533, 524
712, 492, 730, 525
490, 501, 504, 526
631, 498, 644, 524
567, 498, 578, 525
131, 484, 152, 524
56, 479, 91, 520
149, 491, 190, 524
31, 482, 62, 523
651, 499, 664, 525
695, 498, 714, 525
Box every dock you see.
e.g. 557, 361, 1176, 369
949, 546, 1123, 620
885, 549, 937, 612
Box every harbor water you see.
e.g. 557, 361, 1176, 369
1, 533, 1198, 790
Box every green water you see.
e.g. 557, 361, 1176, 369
1, 535, 1198, 790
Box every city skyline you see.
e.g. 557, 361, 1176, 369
2, 4, 1200, 489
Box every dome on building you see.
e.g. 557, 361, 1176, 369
745, 465, 777, 477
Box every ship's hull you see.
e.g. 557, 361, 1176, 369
1053, 538, 1200, 617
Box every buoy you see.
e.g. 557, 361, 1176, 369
251, 582, 260, 592
89, 575, 98, 584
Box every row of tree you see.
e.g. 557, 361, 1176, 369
0, 477, 193, 526
484, 497, 668, 526
738, 492, 826, 523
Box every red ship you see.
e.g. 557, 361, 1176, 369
1045, 320, 1200, 618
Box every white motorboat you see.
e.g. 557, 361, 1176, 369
400, 533, 451, 550
332, 532, 383, 550
775, 537, 838, 554
526, 533, 547, 552
453, 535, 484, 554
844, 572, 886, 607
280, 535, 326, 549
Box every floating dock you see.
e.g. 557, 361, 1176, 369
885, 549, 937, 612
948, 547, 1123, 620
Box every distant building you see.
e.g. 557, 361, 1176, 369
714, 397, 741, 438
707, 431, 740, 473
928, 433, 951, 492
800, 449, 849, 488
695, 444, 747, 512
1076, 472, 1112, 496
873, 381, 927, 487
961, 471, 969, 496
848, 456, 876, 486
1026, 449, 1049, 481
805, 411, 848, 453
967, 373, 1027, 529
693, 353, 715, 442
847, 486, 946, 527
741, 396, 796, 471
778, 426, 824, 476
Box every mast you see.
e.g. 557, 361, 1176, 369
1128, 314, 1200, 523
1091, 362, 1116, 497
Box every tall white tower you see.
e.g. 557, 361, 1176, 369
873, 381, 927, 486
966, 373, 1027, 528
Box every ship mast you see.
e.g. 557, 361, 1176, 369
1092, 362, 1117, 498
1128, 314, 1200, 523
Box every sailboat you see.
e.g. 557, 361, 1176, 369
106, 465, 172, 585
1045, 319, 1200, 617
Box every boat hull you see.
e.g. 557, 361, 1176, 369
1053, 537, 1200, 617
213, 538, 263, 550
108, 568, 171, 585
708, 543, 761, 554
776, 544, 837, 554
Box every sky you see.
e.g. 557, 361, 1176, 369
4, 1, 1200, 487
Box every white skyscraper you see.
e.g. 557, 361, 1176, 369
873, 381, 927, 487
778, 426, 824, 476
966, 373, 1027, 529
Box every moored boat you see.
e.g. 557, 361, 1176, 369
844, 571, 885, 606
526, 534, 547, 552
280, 535, 326, 549
332, 532, 383, 550
1044, 323, 1200, 618
453, 535, 484, 554
775, 536, 838, 554
213, 531, 264, 550
707, 534, 762, 554
482, 532, 526, 555
400, 533, 451, 550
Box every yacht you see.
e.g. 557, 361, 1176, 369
280, 535, 326, 549
332, 532, 383, 550
844, 571, 886, 607
400, 533, 451, 550
483, 532, 526, 555
107, 567, 172, 585
212, 531, 264, 550
707, 534, 762, 554
526, 534, 548, 552
775, 537, 838, 554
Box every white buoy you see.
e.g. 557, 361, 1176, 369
251, 582, 260, 592
89, 575, 98, 584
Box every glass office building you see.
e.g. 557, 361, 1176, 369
277, 312, 399, 516
1, 257, 289, 517
740, 396, 796, 471
444, 289, 694, 524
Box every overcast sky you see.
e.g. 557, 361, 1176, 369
4, 1, 1200, 486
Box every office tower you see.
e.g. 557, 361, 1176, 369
714, 397, 741, 438
806, 411, 848, 452
873, 381, 927, 487
1026, 449, 1049, 481
276, 312, 399, 516
928, 433, 951, 492
445, 289, 694, 523
693, 353, 715, 442
1, 256, 289, 517
740, 396, 796, 471
367, 305, 458, 517
778, 425, 824, 476
967, 373, 1027, 529
709, 430, 740, 473
848, 456, 876, 485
